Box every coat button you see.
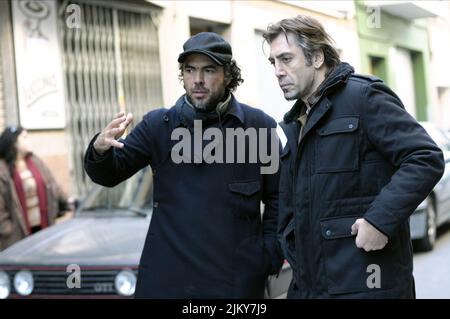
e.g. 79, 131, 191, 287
348, 124, 354, 129
163, 115, 169, 122
325, 230, 331, 236
153, 202, 159, 208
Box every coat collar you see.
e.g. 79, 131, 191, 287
173, 93, 245, 128
282, 62, 354, 124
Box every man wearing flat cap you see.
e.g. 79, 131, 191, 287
84, 32, 283, 298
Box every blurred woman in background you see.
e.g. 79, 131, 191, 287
0, 126, 71, 251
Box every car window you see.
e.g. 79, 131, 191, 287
443, 131, 450, 152
420, 123, 450, 151
433, 128, 450, 152
79, 166, 153, 215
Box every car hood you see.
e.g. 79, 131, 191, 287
0, 216, 150, 266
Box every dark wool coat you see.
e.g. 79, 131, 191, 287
85, 95, 283, 298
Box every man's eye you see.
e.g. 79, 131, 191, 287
185, 68, 194, 73
282, 57, 291, 63
205, 68, 215, 73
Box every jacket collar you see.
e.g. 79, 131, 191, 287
183, 93, 231, 117
282, 62, 354, 124
173, 93, 245, 127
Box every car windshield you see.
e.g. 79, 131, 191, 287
79, 166, 153, 216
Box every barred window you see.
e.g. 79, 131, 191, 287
58, 0, 162, 196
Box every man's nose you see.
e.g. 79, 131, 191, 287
194, 71, 204, 84
274, 61, 286, 79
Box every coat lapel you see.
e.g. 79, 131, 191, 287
300, 97, 332, 144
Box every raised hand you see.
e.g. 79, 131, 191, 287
93, 111, 133, 155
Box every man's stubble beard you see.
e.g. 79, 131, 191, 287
186, 89, 227, 112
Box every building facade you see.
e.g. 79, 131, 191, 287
0, 0, 448, 198
355, 0, 450, 130
0, 0, 163, 196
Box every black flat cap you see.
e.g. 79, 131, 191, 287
178, 32, 232, 65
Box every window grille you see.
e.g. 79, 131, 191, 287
58, 0, 162, 196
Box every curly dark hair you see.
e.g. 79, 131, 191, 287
179, 59, 244, 92
0, 126, 24, 169
223, 60, 244, 92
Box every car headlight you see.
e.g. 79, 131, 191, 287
14, 271, 34, 296
115, 270, 136, 296
0, 271, 11, 299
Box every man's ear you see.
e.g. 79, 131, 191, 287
313, 50, 325, 69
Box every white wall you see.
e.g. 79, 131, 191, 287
427, 2, 450, 129
392, 47, 417, 117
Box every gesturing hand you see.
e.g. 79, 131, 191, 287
93, 111, 133, 155
351, 218, 388, 252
